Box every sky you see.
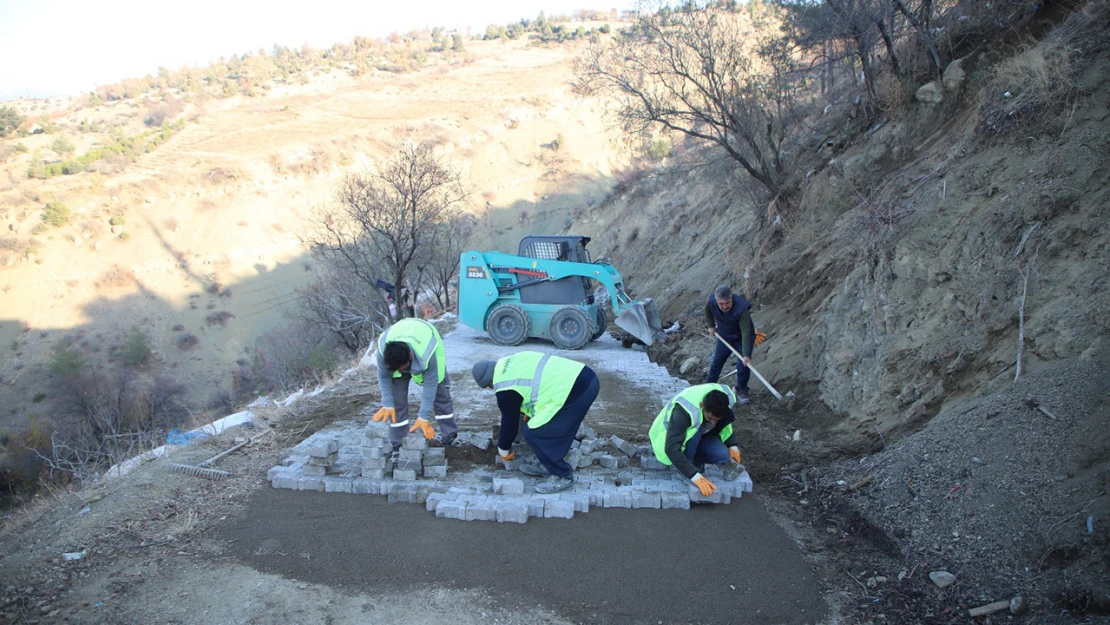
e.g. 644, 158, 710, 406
0, 0, 635, 100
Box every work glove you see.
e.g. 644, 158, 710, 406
691, 474, 718, 497
409, 417, 435, 440
497, 448, 516, 468
729, 446, 742, 464
372, 407, 396, 423
754, 331, 767, 347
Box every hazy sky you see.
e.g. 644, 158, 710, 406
0, 0, 634, 100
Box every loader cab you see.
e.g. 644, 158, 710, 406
516, 235, 594, 306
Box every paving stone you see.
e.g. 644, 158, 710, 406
361, 468, 386, 480
544, 498, 575, 519
582, 490, 605, 507
395, 459, 422, 472
578, 438, 599, 454
576, 424, 597, 440
377, 479, 397, 496
302, 464, 327, 476
688, 485, 726, 504
661, 492, 691, 510
267, 466, 283, 480
564, 492, 590, 513
426, 492, 448, 512
388, 484, 418, 503
599, 454, 630, 469
631, 491, 661, 509
398, 448, 424, 461
495, 500, 529, 524
402, 435, 428, 450
393, 469, 417, 482
565, 449, 583, 468
271, 474, 297, 489
576, 454, 595, 469
465, 500, 496, 521
524, 497, 546, 517
321, 477, 352, 493
364, 423, 389, 439
611, 436, 639, 458
362, 456, 387, 469
297, 476, 325, 491
306, 439, 339, 457
603, 489, 633, 508
641, 455, 669, 471
352, 478, 378, 494
422, 448, 446, 465
493, 477, 525, 495
435, 499, 466, 520
306, 452, 338, 467
423, 465, 447, 478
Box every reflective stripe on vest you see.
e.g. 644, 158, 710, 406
649, 384, 736, 465
378, 318, 445, 384
492, 351, 584, 430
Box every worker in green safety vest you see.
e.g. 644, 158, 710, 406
471, 351, 600, 494
371, 318, 458, 455
648, 384, 743, 497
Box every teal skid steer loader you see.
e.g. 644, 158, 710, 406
458, 235, 664, 349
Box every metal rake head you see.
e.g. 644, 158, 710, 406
168, 463, 230, 480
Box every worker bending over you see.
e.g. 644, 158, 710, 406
371, 318, 459, 454
472, 351, 599, 494
649, 383, 742, 497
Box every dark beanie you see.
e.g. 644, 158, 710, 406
472, 360, 497, 388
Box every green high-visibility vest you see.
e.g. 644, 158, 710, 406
648, 384, 736, 465
492, 351, 585, 430
378, 318, 446, 385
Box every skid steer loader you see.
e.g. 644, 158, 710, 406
458, 235, 664, 349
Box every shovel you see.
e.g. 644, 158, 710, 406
714, 333, 784, 400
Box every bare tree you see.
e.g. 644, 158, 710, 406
426, 211, 478, 311
305, 139, 469, 323
575, 3, 804, 204
296, 261, 388, 352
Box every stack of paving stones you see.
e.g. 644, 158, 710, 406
268, 420, 753, 522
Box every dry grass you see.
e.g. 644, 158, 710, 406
978, 40, 1075, 135
95, 264, 137, 288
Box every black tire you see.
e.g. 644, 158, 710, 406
487, 304, 530, 346
550, 307, 594, 350
590, 308, 608, 341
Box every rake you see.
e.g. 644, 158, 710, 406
169, 429, 273, 480
714, 333, 785, 400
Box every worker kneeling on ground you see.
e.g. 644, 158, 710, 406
371, 318, 459, 456
649, 384, 742, 497
472, 351, 600, 494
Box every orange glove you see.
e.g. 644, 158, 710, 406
729, 447, 742, 464
692, 474, 718, 497
497, 448, 516, 468
372, 407, 396, 423
409, 417, 435, 440
754, 330, 767, 347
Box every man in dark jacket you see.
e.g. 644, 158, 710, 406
704, 285, 755, 404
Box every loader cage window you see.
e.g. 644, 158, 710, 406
521, 240, 569, 261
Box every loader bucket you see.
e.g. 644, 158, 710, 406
615, 298, 664, 346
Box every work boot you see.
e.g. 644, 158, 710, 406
735, 390, 750, 405
518, 462, 549, 477
534, 475, 574, 494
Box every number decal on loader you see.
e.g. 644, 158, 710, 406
466, 266, 487, 279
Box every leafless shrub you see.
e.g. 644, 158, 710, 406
176, 333, 199, 351
205, 311, 235, 326
244, 322, 340, 394
163, 218, 179, 232
144, 98, 184, 127
95, 264, 136, 288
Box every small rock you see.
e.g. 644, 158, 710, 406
942, 58, 966, 91
929, 571, 956, 588
1010, 596, 1026, 615
792, 429, 802, 442
679, 356, 699, 375
915, 81, 944, 104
